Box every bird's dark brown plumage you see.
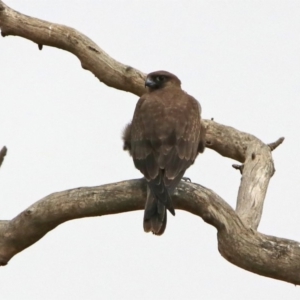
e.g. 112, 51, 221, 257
123, 70, 205, 235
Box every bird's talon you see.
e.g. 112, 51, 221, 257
182, 177, 191, 182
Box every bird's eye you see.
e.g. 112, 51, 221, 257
156, 76, 165, 82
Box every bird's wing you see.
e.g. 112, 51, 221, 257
131, 89, 202, 207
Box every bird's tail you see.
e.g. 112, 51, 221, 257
143, 187, 167, 235
147, 170, 175, 216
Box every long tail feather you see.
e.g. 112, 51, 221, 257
143, 187, 167, 235
148, 171, 175, 215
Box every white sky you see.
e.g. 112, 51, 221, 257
0, 0, 300, 299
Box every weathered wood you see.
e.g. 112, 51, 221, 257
0, 0, 146, 96
0, 179, 299, 285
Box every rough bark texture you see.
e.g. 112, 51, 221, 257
0, 0, 298, 285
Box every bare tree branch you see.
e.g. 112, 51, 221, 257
0, 178, 299, 285
232, 164, 244, 174
1, 0, 297, 286
0, 0, 146, 96
235, 141, 274, 229
268, 137, 285, 151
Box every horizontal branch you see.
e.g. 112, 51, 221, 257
0, 179, 299, 285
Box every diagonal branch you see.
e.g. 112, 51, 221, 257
268, 137, 285, 151
0, 0, 146, 96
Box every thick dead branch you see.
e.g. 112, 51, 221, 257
0, 0, 295, 286
0, 179, 299, 285
235, 141, 274, 229
0, 1, 146, 96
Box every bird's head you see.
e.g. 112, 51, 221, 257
145, 71, 181, 91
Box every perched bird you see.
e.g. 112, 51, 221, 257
123, 70, 205, 235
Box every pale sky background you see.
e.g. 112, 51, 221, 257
0, 0, 300, 299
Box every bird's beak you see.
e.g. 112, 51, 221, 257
145, 77, 157, 88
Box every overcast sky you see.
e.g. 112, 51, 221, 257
1, 0, 300, 299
